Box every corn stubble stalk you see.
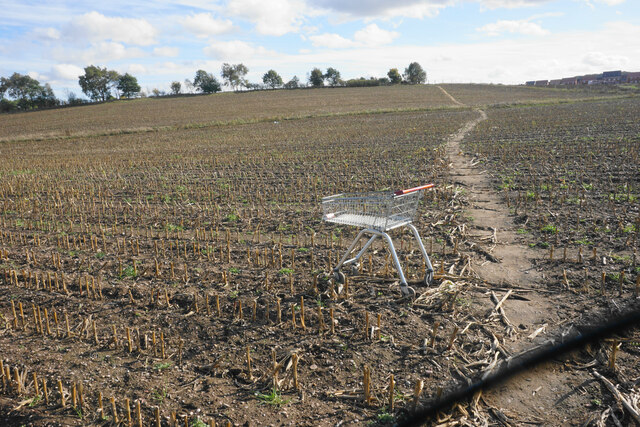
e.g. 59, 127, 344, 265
246, 345, 252, 380
388, 374, 395, 410
363, 365, 371, 405
14, 367, 21, 394
125, 398, 132, 426
609, 340, 620, 370
430, 321, 439, 348
330, 308, 335, 334
0, 360, 5, 389
299, 296, 306, 330
42, 378, 49, 405
136, 399, 143, 427
413, 379, 424, 410
98, 391, 104, 420
292, 353, 299, 390
71, 382, 77, 408
317, 305, 324, 333
111, 397, 119, 423
58, 379, 65, 407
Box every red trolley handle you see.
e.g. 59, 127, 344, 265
394, 184, 435, 195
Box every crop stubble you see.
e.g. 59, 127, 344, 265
0, 86, 639, 426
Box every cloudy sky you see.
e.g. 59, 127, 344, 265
1, 0, 639, 98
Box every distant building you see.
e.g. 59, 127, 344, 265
578, 74, 602, 85
525, 70, 639, 86
602, 70, 622, 84
626, 72, 640, 83
560, 77, 578, 85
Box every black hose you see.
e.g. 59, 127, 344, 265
399, 307, 640, 427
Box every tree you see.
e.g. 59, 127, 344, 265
283, 76, 299, 89
403, 62, 427, 84
309, 68, 324, 87
66, 91, 84, 106
170, 81, 181, 95
78, 65, 120, 101
0, 79, 7, 100
324, 67, 341, 86
387, 68, 402, 84
221, 63, 249, 91
3, 73, 40, 107
193, 70, 221, 94
183, 79, 195, 94
0, 73, 58, 111
262, 70, 283, 89
117, 73, 141, 98
35, 83, 57, 108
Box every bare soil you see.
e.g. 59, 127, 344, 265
0, 86, 638, 426
441, 86, 640, 426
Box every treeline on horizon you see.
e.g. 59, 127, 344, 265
0, 62, 427, 114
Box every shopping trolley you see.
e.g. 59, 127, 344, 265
322, 184, 435, 297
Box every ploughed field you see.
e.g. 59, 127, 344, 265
463, 98, 640, 282
0, 85, 638, 426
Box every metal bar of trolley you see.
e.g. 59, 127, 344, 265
322, 184, 435, 297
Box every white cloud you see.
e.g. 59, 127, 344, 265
309, 0, 453, 19
203, 40, 272, 60
354, 24, 400, 45
50, 63, 84, 81
50, 41, 145, 63
179, 13, 234, 37
63, 11, 157, 46
309, 33, 356, 48
478, 0, 552, 9
258, 20, 640, 86
590, 0, 626, 5
128, 64, 148, 75
226, 0, 310, 35
478, 19, 549, 36
310, 24, 399, 48
33, 27, 61, 40
153, 46, 180, 57
582, 51, 629, 67
27, 71, 46, 81
89, 42, 146, 61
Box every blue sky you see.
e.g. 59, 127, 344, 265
1, 0, 639, 98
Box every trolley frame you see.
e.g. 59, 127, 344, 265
322, 184, 435, 297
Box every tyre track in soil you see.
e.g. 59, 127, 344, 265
438, 86, 594, 425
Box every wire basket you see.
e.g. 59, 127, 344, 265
322, 185, 430, 232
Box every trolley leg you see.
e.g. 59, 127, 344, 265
407, 224, 434, 285
380, 232, 413, 296
334, 229, 369, 272
344, 235, 378, 268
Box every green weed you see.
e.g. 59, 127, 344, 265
255, 387, 290, 407
122, 265, 137, 278
154, 362, 172, 371
29, 395, 42, 407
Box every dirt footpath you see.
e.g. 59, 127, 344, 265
438, 86, 598, 425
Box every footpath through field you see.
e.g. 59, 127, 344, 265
437, 86, 596, 424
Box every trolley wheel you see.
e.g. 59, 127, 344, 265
400, 286, 416, 299
424, 270, 434, 286
333, 271, 345, 284
349, 264, 360, 276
